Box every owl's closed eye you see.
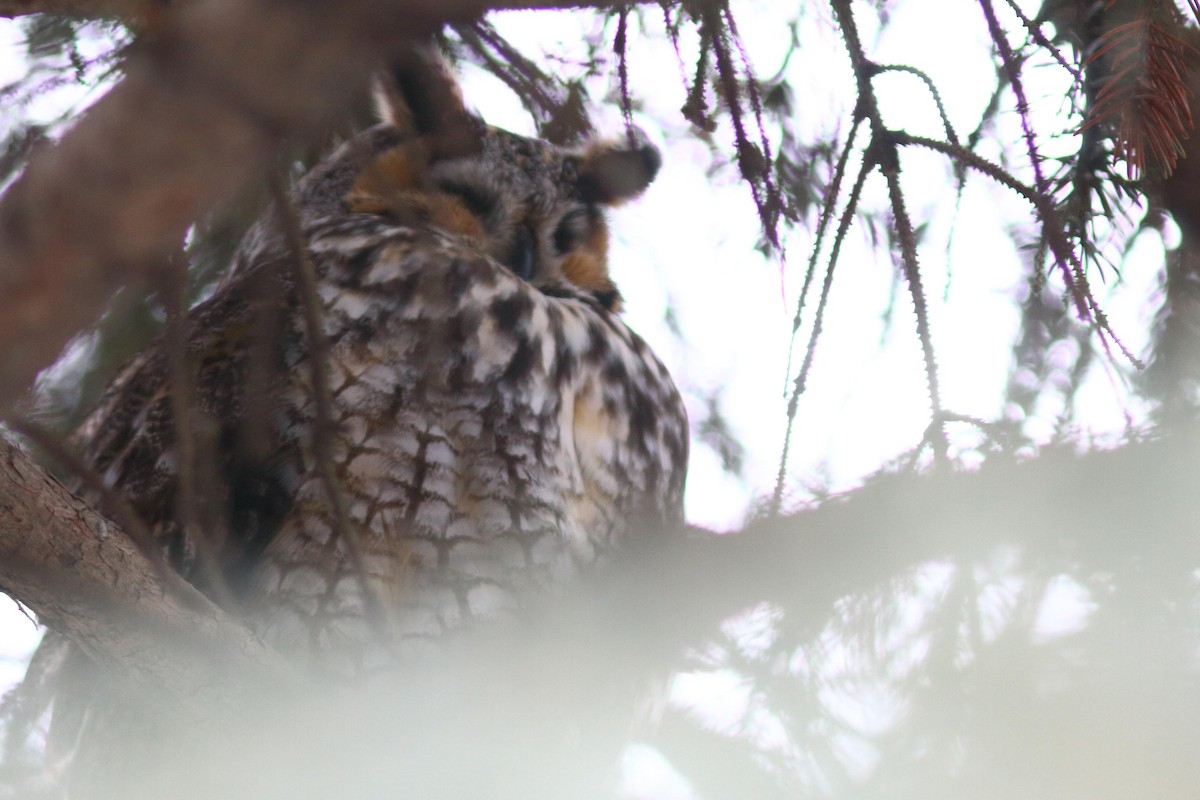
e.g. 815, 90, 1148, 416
344, 64, 661, 312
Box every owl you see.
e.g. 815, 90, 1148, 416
55, 46, 688, 681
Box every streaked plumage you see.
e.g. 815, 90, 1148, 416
66, 51, 688, 676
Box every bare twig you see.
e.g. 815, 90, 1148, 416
615, 6, 634, 131
877, 64, 959, 145
784, 117, 864, 374
1001, 0, 1082, 82
881, 145, 946, 464
699, 0, 782, 249
772, 147, 872, 514
158, 259, 239, 611
456, 21, 570, 135
892, 131, 1145, 369
773, 118, 863, 512
830, 0, 948, 460
266, 172, 392, 641
978, 0, 1103, 330
891, 131, 1041, 204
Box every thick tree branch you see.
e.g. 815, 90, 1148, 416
0, 0, 443, 414
0, 0, 135, 17
2, 416, 1198, 747
0, 0, 669, 414
0, 0, 625, 21
0, 435, 288, 710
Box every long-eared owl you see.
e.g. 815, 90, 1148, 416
62, 45, 688, 676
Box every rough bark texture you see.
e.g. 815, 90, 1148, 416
0, 437, 288, 710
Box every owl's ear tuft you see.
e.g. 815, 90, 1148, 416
375, 44, 485, 161
576, 129, 662, 205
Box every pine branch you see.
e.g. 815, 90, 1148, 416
828, 0, 949, 461
1083, 9, 1198, 179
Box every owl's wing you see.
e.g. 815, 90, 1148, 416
0, 263, 303, 792
71, 262, 301, 588
222, 212, 689, 665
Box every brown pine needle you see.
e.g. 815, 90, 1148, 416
1082, 14, 1198, 179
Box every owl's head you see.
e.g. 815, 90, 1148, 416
343, 47, 661, 312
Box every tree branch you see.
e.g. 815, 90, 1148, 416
0, 0, 628, 21
0, 0, 136, 18
0, 435, 289, 710
0, 0, 675, 414
0, 0, 441, 414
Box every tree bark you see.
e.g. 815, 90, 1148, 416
0, 436, 288, 710
0, 0, 607, 20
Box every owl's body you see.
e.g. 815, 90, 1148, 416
63, 57, 687, 678
257, 207, 685, 670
